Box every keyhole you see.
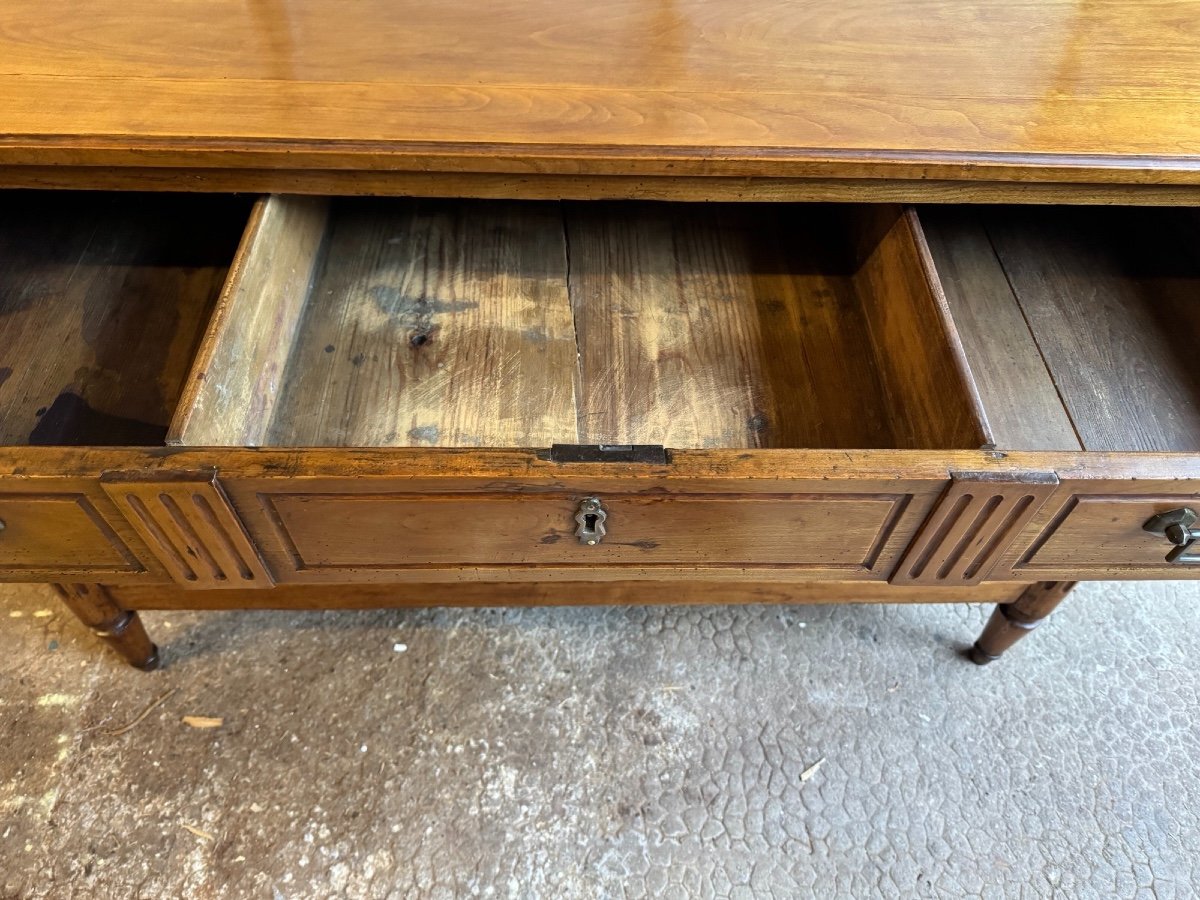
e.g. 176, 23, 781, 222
583, 513, 598, 532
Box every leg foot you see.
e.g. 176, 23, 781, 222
53, 584, 160, 670
970, 581, 1076, 665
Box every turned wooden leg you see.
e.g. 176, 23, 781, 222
969, 581, 1077, 665
53, 584, 160, 670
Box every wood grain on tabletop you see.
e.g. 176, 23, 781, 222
0, 0, 1198, 183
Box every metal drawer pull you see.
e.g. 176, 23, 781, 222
1143, 508, 1200, 564
575, 497, 607, 546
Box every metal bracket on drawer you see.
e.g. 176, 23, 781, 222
547, 444, 667, 464
1143, 508, 1200, 564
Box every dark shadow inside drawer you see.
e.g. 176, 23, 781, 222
923, 205, 1200, 453
171, 197, 988, 451
0, 191, 249, 446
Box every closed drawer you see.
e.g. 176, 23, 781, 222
0, 492, 141, 577
258, 490, 910, 576
1014, 490, 1200, 579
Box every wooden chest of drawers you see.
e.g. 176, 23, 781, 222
2, 0, 1199, 669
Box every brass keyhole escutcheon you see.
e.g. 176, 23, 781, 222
575, 497, 607, 545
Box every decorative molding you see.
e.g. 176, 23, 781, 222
891, 472, 1058, 586
102, 473, 273, 589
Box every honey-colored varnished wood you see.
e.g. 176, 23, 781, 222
854, 208, 990, 450
7, 169, 1200, 206
891, 472, 1059, 586
100, 473, 273, 590
108, 580, 1026, 612
1, 0, 1200, 192
0, 192, 246, 445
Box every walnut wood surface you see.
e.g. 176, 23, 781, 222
100, 474, 274, 590
109, 580, 1025, 612
178, 198, 987, 450
54, 582, 159, 669
0, 192, 245, 445
8, 169, 1200, 206
891, 472, 1059, 586
970, 580, 1076, 664
3, 446, 1200, 586
1, 0, 1199, 190
854, 208, 989, 450
251, 491, 919, 580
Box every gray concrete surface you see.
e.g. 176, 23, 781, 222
1, 581, 1198, 899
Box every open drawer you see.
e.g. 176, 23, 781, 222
921, 205, 1200, 578
0, 192, 249, 580
4, 191, 1200, 587
154, 196, 992, 583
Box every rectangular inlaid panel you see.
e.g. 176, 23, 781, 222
1018, 495, 1200, 576
260, 492, 912, 578
0, 494, 141, 576
102, 476, 274, 589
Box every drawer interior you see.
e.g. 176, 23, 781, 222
923, 206, 1200, 452
0, 191, 249, 446
170, 197, 988, 450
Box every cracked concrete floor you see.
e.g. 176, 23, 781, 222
1, 582, 1198, 899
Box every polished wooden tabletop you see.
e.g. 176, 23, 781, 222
1, 0, 1199, 185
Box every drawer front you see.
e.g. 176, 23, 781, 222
1009, 483, 1200, 579
204, 453, 955, 584
0, 492, 143, 578
258, 491, 909, 577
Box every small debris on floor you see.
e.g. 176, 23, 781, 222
102, 688, 178, 737
182, 716, 224, 729
801, 757, 826, 782
181, 823, 214, 842
393, 643, 408, 653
